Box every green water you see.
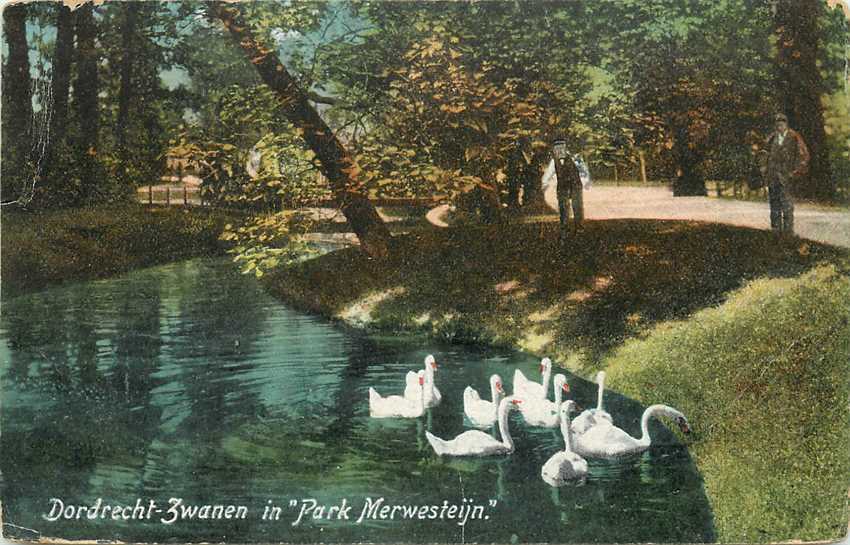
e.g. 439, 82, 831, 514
0, 258, 714, 543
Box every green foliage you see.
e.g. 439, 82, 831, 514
599, 0, 777, 187
326, 2, 598, 205
824, 90, 850, 201
220, 212, 317, 278
605, 266, 850, 542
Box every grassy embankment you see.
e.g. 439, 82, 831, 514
267, 219, 850, 543
1, 204, 236, 297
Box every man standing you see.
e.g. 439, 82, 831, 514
764, 113, 809, 233
552, 139, 583, 245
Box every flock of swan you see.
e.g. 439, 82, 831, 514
368, 355, 691, 486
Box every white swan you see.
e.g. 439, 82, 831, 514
463, 374, 504, 429
426, 397, 521, 456
572, 404, 691, 458
518, 374, 570, 428
369, 371, 425, 418
541, 401, 588, 486
571, 370, 613, 435
513, 357, 552, 400
405, 355, 441, 408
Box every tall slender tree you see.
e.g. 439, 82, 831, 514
208, 1, 391, 258
115, 1, 139, 160
44, 4, 74, 167
74, 3, 98, 155
775, 0, 834, 201
73, 2, 101, 203
1, 3, 32, 203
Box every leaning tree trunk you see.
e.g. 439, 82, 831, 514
208, 1, 391, 258
1, 3, 31, 204
775, 0, 834, 201
671, 125, 707, 196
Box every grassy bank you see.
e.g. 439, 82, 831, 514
2, 204, 236, 297
268, 219, 850, 542
604, 266, 850, 542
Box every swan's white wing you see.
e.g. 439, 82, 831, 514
513, 368, 535, 397
571, 409, 595, 435
439, 430, 504, 456
370, 393, 422, 418
572, 408, 615, 436
464, 388, 497, 428
403, 371, 419, 400
573, 421, 641, 458
541, 451, 588, 486
518, 398, 558, 427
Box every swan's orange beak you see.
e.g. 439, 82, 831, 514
562, 383, 570, 393
539, 364, 544, 374
496, 382, 503, 393
419, 376, 424, 386
512, 399, 522, 405
431, 361, 438, 370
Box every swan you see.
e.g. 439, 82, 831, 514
369, 371, 426, 418
513, 357, 552, 400
571, 370, 613, 435
463, 374, 505, 429
572, 404, 691, 459
405, 355, 441, 408
425, 397, 521, 456
541, 401, 588, 486
518, 374, 570, 428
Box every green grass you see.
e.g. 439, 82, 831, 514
271, 220, 848, 370
1, 204, 238, 297
604, 265, 850, 542
268, 219, 850, 542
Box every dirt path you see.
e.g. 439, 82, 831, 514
544, 184, 850, 248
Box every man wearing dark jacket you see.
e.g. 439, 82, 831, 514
764, 113, 809, 233
552, 139, 583, 245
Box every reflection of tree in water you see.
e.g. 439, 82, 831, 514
1, 278, 165, 527
168, 261, 271, 449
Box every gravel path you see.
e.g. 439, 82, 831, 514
544, 184, 850, 248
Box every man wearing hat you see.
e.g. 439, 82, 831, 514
551, 138, 583, 245
763, 113, 809, 233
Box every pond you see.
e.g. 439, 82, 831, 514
1, 258, 714, 543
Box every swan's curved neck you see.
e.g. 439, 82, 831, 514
541, 366, 552, 394
498, 399, 514, 451
560, 409, 573, 453
424, 364, 436, 395
639, 404, 664, 446
490, 381, 501, 404
554, 382, 564, 405
596, 373, 605, 411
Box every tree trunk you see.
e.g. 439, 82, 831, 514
116, 2, 139, 158
208, 1, 391, 258
44, 4, 74, 172
671, 126, 707, 196
75, 4, 98, 153
638, 150, 647, 183
775, 0, 834, 201
1, 3, 31, 203
74, 3, 99, 201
